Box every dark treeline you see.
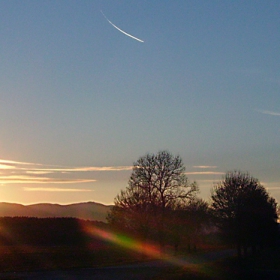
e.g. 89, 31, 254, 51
0, 151, 278, 262
0, 217, 106, 246
107, 151, 214, 253
107, 151, 280, 257
0, 217, 140, 272
211, 171, 279, 258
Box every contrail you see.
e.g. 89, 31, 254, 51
101, 10, 144, 43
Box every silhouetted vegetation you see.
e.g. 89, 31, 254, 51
155, 246, 280, 279
0, 217, 86, 246
108, 154, 280, 259
169, 198, 212, 253
0, 155, 279, 276
0, 217, 142, 272
106, 151, 219, 253
211, 171, 279, 258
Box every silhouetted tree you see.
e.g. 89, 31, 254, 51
107, 151, 198, 250
184, 198, 210, 251
169, 198, 210, 253
211, 171, 278, 258
107, 187, 152, 239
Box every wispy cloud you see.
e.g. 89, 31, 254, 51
197, 179, 221, 183
0, 176, 95, 184
26, 171, 54, 175
256, 109, 280, 116
24, 187, 93, 192
265, 187, 280, 191
56, 166, 132, 172
0, 164, 16, 170
0, 159, 132, 172
0, 159, 132, 185
260, 182, 280, 192
192, 166, 217, 169
185, 172, 225, 175
0, 159, 42, 166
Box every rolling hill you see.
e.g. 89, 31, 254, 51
0, 202, 112, 222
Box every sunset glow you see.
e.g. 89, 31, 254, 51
0, 1, 279, 205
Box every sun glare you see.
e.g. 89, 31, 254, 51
83, 225, 193, 267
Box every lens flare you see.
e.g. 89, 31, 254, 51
82, 224, 235, 272
82, 224, 205, 267
84, 225, 161, 258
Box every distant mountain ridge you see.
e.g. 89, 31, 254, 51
0, 202, 112, 222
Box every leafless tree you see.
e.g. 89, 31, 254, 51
107, 151, 198, 249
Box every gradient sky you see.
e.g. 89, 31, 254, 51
0, 0, 279, 205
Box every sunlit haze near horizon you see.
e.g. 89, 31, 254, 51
0, 1, 279, 205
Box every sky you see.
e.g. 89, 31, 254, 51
0, 0, 279, 205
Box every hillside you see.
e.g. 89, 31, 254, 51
0, 202, 112, 222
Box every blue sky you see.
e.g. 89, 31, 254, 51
0, 0, 279, 205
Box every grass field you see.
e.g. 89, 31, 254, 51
155, 247, 280, 280
0, 244, 279, 279
0, 244, 144, 272
0, 217, 278, 279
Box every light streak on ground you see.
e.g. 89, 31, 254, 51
83, 224, 236, 272
83, 225, 198, 267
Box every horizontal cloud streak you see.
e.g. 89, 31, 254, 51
185, 172, 225, 175
0, 159, 132, 172
265, 187, 280, 191
260, 181, 280, 190
24, 187, 93, 192
26, 171, 54, 175
192, 166, 217, 169
0, 159, 42, 165
0, 164, 16, 170
0, 158, 131, 185
36, 166, 133, 172
256, 109, 280, 116
0, 175, 96, 184
197, 179, 221, 183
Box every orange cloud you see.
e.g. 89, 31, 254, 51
185, 172, 225, 175
24, 187, 93, 192
0, 175, 96, 184
0, 158, 131, 185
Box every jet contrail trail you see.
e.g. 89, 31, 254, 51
101, 10, 144, 43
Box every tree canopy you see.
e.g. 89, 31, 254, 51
211, 171, 278, 257
107, 151, 198, 247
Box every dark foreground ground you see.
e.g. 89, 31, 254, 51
0, 247, 279, 280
